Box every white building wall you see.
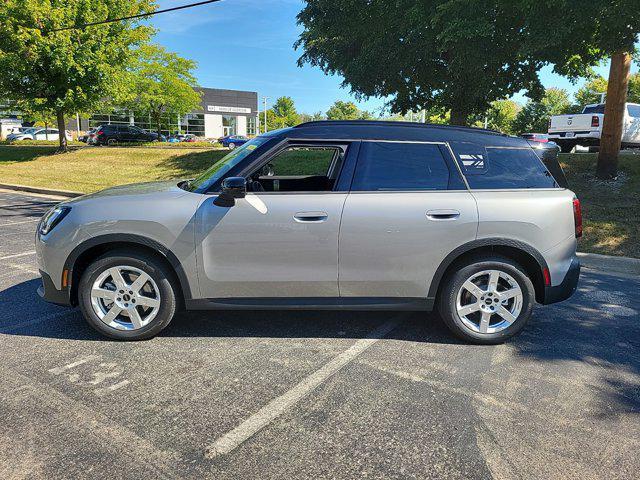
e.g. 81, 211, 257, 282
236, 116, 247, 136
204, 113, 223, 139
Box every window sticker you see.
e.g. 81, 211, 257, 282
459, 154, 485, 169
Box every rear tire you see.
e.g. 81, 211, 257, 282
557, 141, 575, 153
78, 251, 178, 340
437, 255, 535, 344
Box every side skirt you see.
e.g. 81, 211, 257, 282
185, 297, 435, 311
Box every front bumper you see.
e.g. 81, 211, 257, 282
37, 270, 72, 306
541, 257, 580, 305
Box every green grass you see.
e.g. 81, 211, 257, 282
0, 146, 637, 257
560, 153, 640, 258
0, 145, 227, 193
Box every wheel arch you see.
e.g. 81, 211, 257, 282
65, 234, 193, 307
428, 238, 548, 304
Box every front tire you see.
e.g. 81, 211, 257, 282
78, 251, 178, 340
437, 255, 535, 344
228, 142, 236, 149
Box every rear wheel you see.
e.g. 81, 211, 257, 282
78, 251, 178, 340
557, 141, 575, 153
437, 256, 535, 344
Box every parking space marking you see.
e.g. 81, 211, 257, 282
94, 380, 131, 396
0, 218, 39, 226
0, 251, 36, 261
49, 355, 100, 375
204, 315, 405, 459
7, 263, 39, 275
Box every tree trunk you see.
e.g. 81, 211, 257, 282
596, 52, 632, 179
56, 110, 68, 152
449, 107, 469, 126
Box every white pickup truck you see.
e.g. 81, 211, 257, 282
548, 103, 640, 152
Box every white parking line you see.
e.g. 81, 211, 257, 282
0, 251, 36, 261
204, 315, 405, 459
1, 218, 40, 226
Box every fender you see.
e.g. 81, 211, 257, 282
426, 237, 549, 301
64, 233, 194, 302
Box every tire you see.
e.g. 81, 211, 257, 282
558, 141, 574, 153
78, 251, 178, 340
107, 138, 117, 146
437, 255, 535, 344
228, 142, 236, 149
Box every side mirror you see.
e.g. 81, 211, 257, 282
213, 177, 246, 207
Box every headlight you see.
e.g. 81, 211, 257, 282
39, 206, 71, 236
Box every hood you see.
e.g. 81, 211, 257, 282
66, 180, 192, 205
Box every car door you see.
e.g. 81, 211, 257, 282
195, 141, 353, 299
338, 140, 478, 300
33, 129, 46, 140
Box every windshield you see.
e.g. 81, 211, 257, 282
185, 136, 271, 192
23, 127, 37, 134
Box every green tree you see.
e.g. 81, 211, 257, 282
477, 99, 521, 134
266, 96, 300, 130
120, 44, 201, 137
512, 88, 572, 134
296, 1, 640, 138
574, 73, 640, 106
296, 1, 548, 126
299, 111, 325, 122
326, 100, 372, 120
0, 0, 155, 151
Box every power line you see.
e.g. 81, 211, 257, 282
48, 0, 224, 32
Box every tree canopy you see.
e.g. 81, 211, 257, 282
0, 0, 155, 150
296, 1, 640, 126
326, 100, 372, 120
120, 44, 201, 136
266, 96, 301, 130
575, 73, 640, 106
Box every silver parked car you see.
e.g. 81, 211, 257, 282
36, 121, 581, 343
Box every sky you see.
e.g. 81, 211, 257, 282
151, 0, 639, 115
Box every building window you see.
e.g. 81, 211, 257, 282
222, 115, 236, 136
247, 116, 257, 136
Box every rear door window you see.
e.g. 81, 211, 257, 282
351, 141, 464, 191
452, 143, 559, 189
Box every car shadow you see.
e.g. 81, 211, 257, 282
0, 279, 460, 345
3, 275, 639, 417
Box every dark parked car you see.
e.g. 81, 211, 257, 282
218, 135, 249, 149
89, 124, 163, 145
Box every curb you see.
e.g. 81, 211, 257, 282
0, 183, 83, 198
577, 252, 640, 276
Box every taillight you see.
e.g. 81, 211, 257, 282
573, 198, 582, 238
591, 115, 599, 128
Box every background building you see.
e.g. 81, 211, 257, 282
69, 87, 259, 138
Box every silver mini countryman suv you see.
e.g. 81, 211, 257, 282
36, 121, 581, 343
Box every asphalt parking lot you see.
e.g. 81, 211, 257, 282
0, 188, 639, 480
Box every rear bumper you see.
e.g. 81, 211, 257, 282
37, 270, 72, 306
541, 257, 580, 305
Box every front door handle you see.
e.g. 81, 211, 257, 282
426, 209, 460, 221
294, 211, 328, 223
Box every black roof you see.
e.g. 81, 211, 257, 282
267, 120, 526, 147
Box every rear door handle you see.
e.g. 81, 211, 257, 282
426, 209, 460, 221
294, 211, 328, 223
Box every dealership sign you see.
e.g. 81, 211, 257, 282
207, 105, 252, 114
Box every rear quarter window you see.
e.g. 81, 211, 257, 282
452, 143, 559, 189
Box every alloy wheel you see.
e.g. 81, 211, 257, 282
455, 269, 523, 334
90, 265, 161, 331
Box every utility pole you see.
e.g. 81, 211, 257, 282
262, 96, 270, 133
596, 52, 632, 179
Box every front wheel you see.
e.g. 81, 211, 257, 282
228, 142, 236, 149
437, 256, 535, 344
78, 251, 178, 340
